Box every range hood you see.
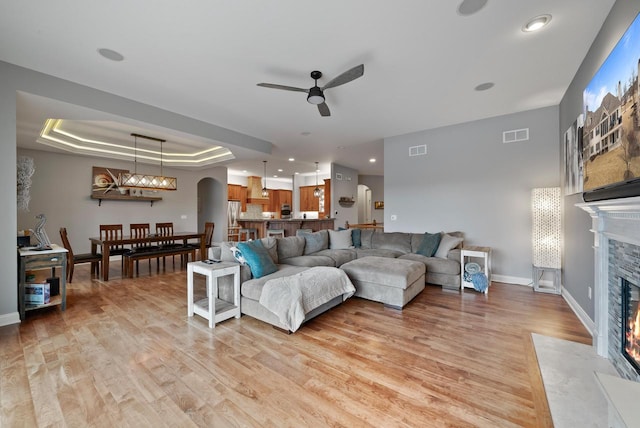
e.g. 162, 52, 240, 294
246, 176, 270, 204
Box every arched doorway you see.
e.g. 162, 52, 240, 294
197, 177, 225, 242
357, 184, 372, 224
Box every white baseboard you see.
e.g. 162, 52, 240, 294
491, 274, 531, 286
0, 312, 21, 327
561, 286, 596, 337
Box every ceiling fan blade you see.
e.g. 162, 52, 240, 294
257, 83, 308, 93
318, 102, 330, 117
321, 64, 364, 90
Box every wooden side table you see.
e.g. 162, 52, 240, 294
187, 261, 240, 328
460, 246, 492, 294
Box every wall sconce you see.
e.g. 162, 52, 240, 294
532, 187, 561, 294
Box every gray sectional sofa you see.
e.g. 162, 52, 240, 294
209, 229, 463, 330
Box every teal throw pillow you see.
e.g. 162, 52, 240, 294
351, 228, 361, 248
236, 240, 277, 278
415, 232, 441, 257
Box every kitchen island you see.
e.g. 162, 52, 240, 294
236, 218, 335, 238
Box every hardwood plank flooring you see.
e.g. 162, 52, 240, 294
0, 263, 591, 427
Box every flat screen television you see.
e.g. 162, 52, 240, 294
582, 12, 640, 202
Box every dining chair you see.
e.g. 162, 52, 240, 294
203, 222, 215, 258
155, 222, 180, 269
60, 227, 101, 283
99, 224, 128, 273
130, 223, 154, 275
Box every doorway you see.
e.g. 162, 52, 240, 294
357, 184, 372, 224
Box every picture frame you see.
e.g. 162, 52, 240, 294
374, 201, 384, 209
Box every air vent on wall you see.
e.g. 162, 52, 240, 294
409, 144, 427, 156
503, 128, 529, 144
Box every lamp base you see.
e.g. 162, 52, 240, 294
532, 266, 561, 294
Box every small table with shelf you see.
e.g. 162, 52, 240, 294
17, 245, 68, 320
187, 261, 240, 328
460, 246, 492, 294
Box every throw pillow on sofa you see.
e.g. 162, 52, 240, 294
415, 232, 441, 257
434, 233, 463, 258
236, 239, 278, 279
276, 236, 305, 260
339, 227, 361, 247
328, 229, 353, 249
298, 230, 329, 254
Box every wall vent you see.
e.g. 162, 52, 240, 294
503, 128, 529, 144
409, 144, 427, 156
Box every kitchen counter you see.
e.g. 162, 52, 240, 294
236, 218, 335, 238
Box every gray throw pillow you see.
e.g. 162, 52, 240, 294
299, 230, 329, 254
434, 233, 463, 258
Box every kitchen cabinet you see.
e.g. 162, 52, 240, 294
322, 179, 331, 217
300, 185, 322, 212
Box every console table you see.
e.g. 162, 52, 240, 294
17, 245, 68, 321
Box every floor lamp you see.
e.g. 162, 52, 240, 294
532, 187, 562, 294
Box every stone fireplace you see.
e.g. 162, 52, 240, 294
578, 196, 640, 381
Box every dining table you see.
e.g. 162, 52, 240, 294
90, 231, 205, 281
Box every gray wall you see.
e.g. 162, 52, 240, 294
331, 163, 359, 228
1, 60, 269, 325
559, 1, 640, 321
384, 106, 560, 282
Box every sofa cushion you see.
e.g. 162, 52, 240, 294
399, 253, 461, 275
415, 232, 441, 257
434, 233, 463, 258
277, 236, 305, 260
237, 240, 278, 279
260, 236, 278, 264
313, 248, 357, 267
341, 256, 425, 289
278, 255, 335, 267
359, 229, 375, 249
219, 241, 239, 262
356, 248, 405, 259
328, 229, 353, 249
241, 265, 309, 300
351, 228, 361, 248
371, 231, 412, 253
299, 230, 329, 255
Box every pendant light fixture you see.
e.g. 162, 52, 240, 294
313, 161, 321, 197
261, 160, 269, 197
120, 133, 177, 191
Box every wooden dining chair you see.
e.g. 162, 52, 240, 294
99, 224, 128, 273
130, 223, 154, 275
155, 222, 180, 269
60, 227, 101, 283
203, 222, 215, 258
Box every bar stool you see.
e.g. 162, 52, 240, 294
238, 228, 258, 241
266, 229, 285, 238
227, 226, 241, 242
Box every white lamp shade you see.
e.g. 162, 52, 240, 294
532, 187, 561, 269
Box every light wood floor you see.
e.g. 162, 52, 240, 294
1, 262, 591, 427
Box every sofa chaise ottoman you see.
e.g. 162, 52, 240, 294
340, 256, 426, 309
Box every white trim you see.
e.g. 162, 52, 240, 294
0, 312, 21, 327
562, 286, 596, 339
492, 274, 531, 286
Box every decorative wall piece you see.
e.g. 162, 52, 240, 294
92, 166, 129, 196
563, 116, 584, 195
582, 12, 640, 201
374, 201, 384, 209
16, 156, 35, 211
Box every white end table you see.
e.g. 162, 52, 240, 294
460, 246, 492, 294
187, 261, 240, 328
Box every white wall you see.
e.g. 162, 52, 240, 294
331, 163, 359, 228
384, 106, 560, 282
359, 175, 384, 224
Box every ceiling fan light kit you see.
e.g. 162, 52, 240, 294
257, 64, 364, 117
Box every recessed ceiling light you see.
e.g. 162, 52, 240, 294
97, 48, 124, 62
523, 14, 551, 32
273, 174, 278, 178
288, 158, 295, 161
277, 168, 283, 172
457, 0, 487, 16
242, 170, 247, 173
474, 82, 494, 91
295, 172, 299, 175
369, 158, 376, 163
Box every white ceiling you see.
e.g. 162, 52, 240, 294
2, 0, 616, 178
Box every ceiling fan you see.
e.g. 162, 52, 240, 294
257, 64, 364, 117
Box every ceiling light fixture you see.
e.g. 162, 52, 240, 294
120, 133, 177, 191
307, 71, 325, 105
97, 48, 124, 62
523, 14, 551, 32
474, 82, 495, 91
313, 162, 321, 198
261, 160, 269, 197
369, 158, 376, 163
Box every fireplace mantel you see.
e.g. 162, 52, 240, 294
577, 195, 640, 361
